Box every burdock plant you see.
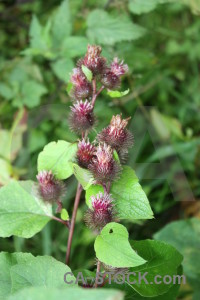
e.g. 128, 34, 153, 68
0, 44, 183, 299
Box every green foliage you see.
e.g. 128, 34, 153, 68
154, 218, 200, 296
71, 163, 94, 190
8, 287, 124, 300
61, 209, 69, 221
86, 166, 153, 220
94, 223, 146, 268
37, 141, 77, 180
0, 181, 52, 238
107, 89, 130, 98
87, 9, 145, 45
81, 65, 93, 82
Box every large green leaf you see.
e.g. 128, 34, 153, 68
21, 79, 47, 108
128, 240, 183, 297
86, 166, 153, 220
0, 252, 75, 300
94, 222, 146, 268
154, 218, 200, 293
8, 287, 124, 300
0, 181, 52, 238
10, 255, 76, 293
51, 58, 74, 82
52, 0, 72, 45
37, 140, 77, 180
0, 252, 32, 300
129, 0, 158, 14
71, 163, 94, 190
87, 9, 145, 45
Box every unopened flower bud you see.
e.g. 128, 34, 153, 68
78, 45, 106, 75
70, 68, 92, 100
84, 192, 115, 231
98, 114, 133, 154
69, 100, 95, 134
77, 139, 96, 168
89, 143, 121, 184
36, 170, 65, 204
101, 58, 128, 89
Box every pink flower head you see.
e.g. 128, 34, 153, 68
36, 170, 65, 203
98, 114, 133, 156
77, 139, 96, 168
85, 192, 115, 231
78, 45, 106, 75
110, 57, 128, 76
89, 143, 121, 184
69, 100, 95, 134
70, 68, 92, 100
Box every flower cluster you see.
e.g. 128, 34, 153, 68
85, 192, 115, 231
89, 143, 121, 185
67, 44, 132, 233
36, 170, 65, 207
98, 114, 133, 161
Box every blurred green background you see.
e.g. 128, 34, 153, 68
0, 0, 200, 299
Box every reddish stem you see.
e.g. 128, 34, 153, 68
66, 183, 83, 265
51, 216, 70, 228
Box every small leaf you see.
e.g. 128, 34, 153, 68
72, 163, 94, 190
61, 209, 69, 221
113, 150, 120, 162
107, 89, 129, 98
129, 0, 158, 15
37, 140, 77, 180
0, 181, 52, 238
94, 222, 146, 268
81, 65, 93, 82
66, 82, 73, 95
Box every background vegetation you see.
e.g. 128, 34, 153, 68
0, 0, 200, 299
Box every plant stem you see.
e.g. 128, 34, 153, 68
66, 183, 83, 265
91, 78, 104, 107
95, 260, 101, 288
51, 216, 70, 228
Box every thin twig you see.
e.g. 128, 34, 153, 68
95, 260, 101, 288
51, 216, 70, 228
65, 183, 83, 265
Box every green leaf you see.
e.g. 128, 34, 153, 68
129, 0, 158, 15
8, 287, 124, 300
0, 181, 52, 238
113, 150, 120, 162
107, 89, 129, 98
0, 252, 33, 300
37, 140, 77, 180
154, 218, 200, 292
61, 209, 69, 221
0, 252, 76, 299
0, 83, 14, 100
61, 36, 88, 58
81, 65, 93, 82
87, 9, 145, 45
10, 255, 76, 293
51, 58, 74, 83
94, 222, 146, 268
29, 15, 48, 51
72, 163, 94, 190
86, 184, 104, 208
128, 239, 183, 297
21, 80, 47, 108
52, 0, 72, 45
86, 166, 154, 220
66, 82, 73, 95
